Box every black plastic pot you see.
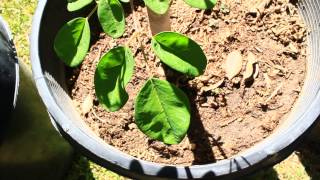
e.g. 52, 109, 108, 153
0, 16, 73, 179
0, 16, 19, 123
30, 0, 320, 179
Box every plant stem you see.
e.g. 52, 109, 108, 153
139, 42, 149, 70
147, 8, 171, 35
87, 5, 98, 19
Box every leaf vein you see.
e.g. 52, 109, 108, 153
150, 79, 179, 139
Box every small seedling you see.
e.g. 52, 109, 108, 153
54, 0, 217, 144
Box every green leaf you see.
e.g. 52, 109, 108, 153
151, 32, 207, 77
54, 17, 90, 67
144, 0, 170, 15
98, 0, 125, 38
67, 0, 93, 11
135, 78, 191, 144
183, 0, 217, 9
94, 46, 134, 112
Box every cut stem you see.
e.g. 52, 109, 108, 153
147, 8, 171, 35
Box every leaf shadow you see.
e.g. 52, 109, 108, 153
153, 36, 207, 77
203, 0, 217, 9
110, 2, 125, 22
123, 0, 145, 17
163, 65, 227, 164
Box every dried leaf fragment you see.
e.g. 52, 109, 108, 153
224, 50, 243, 80
243, 52, 258, 82
200, 79, 225, 93
81, 95, 93, 115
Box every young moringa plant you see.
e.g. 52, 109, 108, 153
54, 0, 217, 144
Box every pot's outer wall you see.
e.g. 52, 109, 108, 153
30, 0, 320, 179
0, 16, 19, 124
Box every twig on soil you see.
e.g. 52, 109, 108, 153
259, 58, 274, 67
139, 42, 150, 72
267, 103, 283, 110
93, 46, 102, 63
199, 10, 205, 22
260, 59, 286, 74
181, 14, 197, 33
125, 31, 139, 47
220, 118, 238, 128
265, 83, 283, 104
129, 0, 152, 77
264, 73, 272, 89
255, 46, 263, 53
248, 0, 272, 22
91, 108, 107, 122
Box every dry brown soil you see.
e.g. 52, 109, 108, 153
68, 0, 307, 165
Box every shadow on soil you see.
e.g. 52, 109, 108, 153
186, 85, 218, 164
163, 65, 227, 165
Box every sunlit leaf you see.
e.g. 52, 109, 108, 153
54, 17, 90, 67
183, 0, 217, 9
67, 0, 93, 12
135, 78, 191, 144
152, 32, 207, 77
98, 0, 125, 38
144, 0, 170, 15
95, 46, 134, 111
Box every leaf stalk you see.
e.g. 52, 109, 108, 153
87, 5, 98, 19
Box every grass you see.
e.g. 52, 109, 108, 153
1, 0, 319, 179
65, 156, 125, 180
65, 144, 320, 180
0, 0, 37, 65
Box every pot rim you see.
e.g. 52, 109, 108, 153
30, 0, 320, 179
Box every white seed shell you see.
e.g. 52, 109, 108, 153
224, 50, 243, 80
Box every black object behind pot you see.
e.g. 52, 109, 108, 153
0, 16, 19, 122
0, 16, 73, 180
30, 0, 320, 179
